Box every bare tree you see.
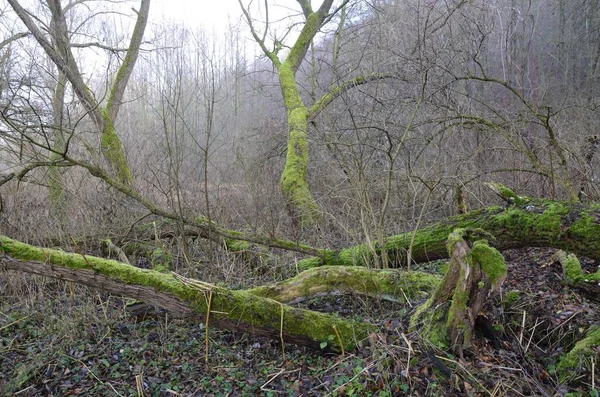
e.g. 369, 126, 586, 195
6, 0, 151, 186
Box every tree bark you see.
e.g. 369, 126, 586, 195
248, 266, 440, 304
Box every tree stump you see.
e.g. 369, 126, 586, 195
409, 228, 507, 357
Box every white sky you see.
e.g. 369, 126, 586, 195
150, 0, 326, 43
152, 0, 245, 32
150, 0, 322, 60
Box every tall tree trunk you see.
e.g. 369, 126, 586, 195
48, 70, 68, 224
239, 0, 335, 226
279, 66, 320, 226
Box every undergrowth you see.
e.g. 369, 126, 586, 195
1, 247, 599, 396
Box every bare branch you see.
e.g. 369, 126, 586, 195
69, 41, 129, 51
7, 0, 103, 127
308, 73, 399, 120
0, 160, 72, 187
238, 0, 281, 66
0, 32, 29, 51
58, 153, 328, 258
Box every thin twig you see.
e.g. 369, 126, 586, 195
519, 310, 526, 346
205, 289, 213, 365
332, 325, 344, 356
279, 302, 285, 361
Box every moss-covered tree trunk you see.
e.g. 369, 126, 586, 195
0, 235, 376, 353
299, 184, 600, 269
279, 65, 321, 225
240, 1, 403, 226
409, 229, 507, 356
97, 0, 150, 185
240, 0, 337, 226
248, 266, 440, 304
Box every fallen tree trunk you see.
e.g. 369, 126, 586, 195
0, 236, 376, 353
248, 266, 440, 304
39, 177, 600, 272
301, 186, 600, 269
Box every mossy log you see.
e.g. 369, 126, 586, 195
301, 186, 600, 269
0, 236, 375, 352
409, 229, 506, 356
552, 250, 600, 303
248, 266, 440, 304
556, 325, 600, 384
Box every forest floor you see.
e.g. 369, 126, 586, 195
0, 247, 598, 396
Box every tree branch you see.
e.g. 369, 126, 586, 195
70, 41, 130, 51
0, 32, 29, 51
308, 73, 399, 120
62, 154, 328, 258
286, 0, 334, 72
238, 0, 281, 66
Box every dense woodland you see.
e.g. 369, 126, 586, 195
0, 0, 599, 395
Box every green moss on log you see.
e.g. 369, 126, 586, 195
299, 196, 600, 269
249, 266, 440, 303
556, 325, 600, 383
224, 238, 253, 252
1, 235, 183, 290
486, 182, 529, 205
337, 244, 373, 266
0, 235, 373, 352
558, 251, 585, 284
298, 244, 375, 270
471, 240, 507, 288
553, 250, 600, 297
